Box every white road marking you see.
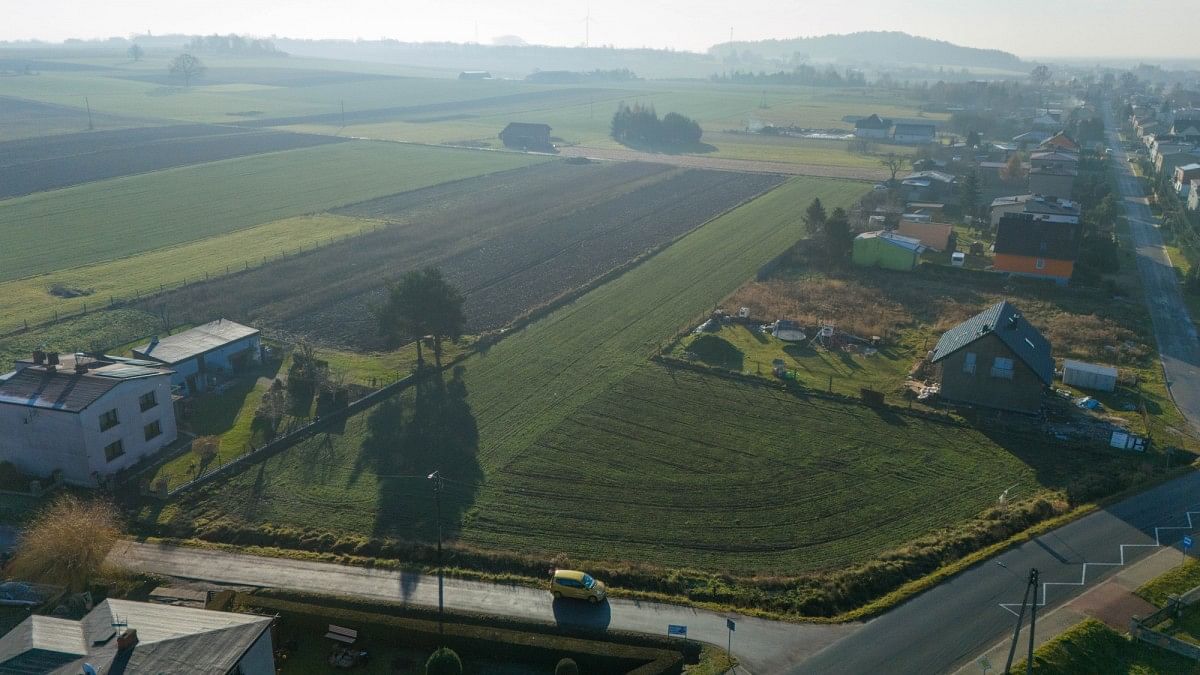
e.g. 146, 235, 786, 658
998, 509, 1200, 616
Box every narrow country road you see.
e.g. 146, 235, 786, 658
1102, 104, 1200, 432
789, 470, 1200, 673
109, 540, 857, 674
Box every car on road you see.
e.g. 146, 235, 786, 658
550, 569, 607, 603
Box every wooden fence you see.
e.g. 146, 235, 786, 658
1130, 584, 1200, 661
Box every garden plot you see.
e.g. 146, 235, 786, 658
134, 161, 785, 347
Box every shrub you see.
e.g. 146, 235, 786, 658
556, 657, 580, 675
425, 647, 463, 675
192, 436, 219, 464
8, 494, 121, 591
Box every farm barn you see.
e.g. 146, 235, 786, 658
1062, 359, 1118, 392
930, 301, 1053, 414
499, 122, 553, 151
134, 319, 260, 396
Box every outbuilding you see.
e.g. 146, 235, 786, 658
133, 319, 260, 397
499, 122, 553, 151
852, 231, 925, 271
1062, 359, 1118, 392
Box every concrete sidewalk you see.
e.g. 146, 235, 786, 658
953, 546, 1185, 673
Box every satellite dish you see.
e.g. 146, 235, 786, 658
83, 664, 98, 675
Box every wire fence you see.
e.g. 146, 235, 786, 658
0, 223, 384, 338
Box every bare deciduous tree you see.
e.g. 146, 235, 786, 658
168, 53, 206, 87
880, 153, 907, 182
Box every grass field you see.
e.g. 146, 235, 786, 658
0, 308, 165, 367
0, 214, 384, 332
0, 140, 545, 282
459, 363, 1120, 574
155, 176, 869, 563
1014, 618, 1200, 674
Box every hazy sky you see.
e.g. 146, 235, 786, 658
6, 0, 1195, 60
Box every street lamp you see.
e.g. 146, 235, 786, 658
427, 470, 444, 636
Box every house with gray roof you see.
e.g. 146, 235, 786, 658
0, 598, 273, 674
133, 319, 260, 396
0, 354, 177, 486
930, 301, 1053, 414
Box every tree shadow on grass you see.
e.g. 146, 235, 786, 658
359, 366, 482, 543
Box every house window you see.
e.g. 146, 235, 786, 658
963, 352, 977, 374
99, 409, 119, 431
139, 391, 157, 412
103, 440, 125, 462
991, 357, 1015, 379
144, 420, 162, 442
1035, 258, 1046, 270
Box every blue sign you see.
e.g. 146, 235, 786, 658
668, 624, 688, 638
1185, 536, 1193, 549
727, 618, 736, 632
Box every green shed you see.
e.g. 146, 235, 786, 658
852, 231, 925, 271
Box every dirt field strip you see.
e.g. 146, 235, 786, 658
556, 144, 890, 181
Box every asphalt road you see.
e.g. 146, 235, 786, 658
110, 540, 857, 673
790, 470, 1200, 674
1102, 105, 1200, 433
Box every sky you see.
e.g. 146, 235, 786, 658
4, 0, 1195, 60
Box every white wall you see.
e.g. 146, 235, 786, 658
81, 376, 177, 481
235, 627, 275, 675
0, 374, 177, 486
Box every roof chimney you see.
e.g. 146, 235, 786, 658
117, 628, 138, 652
32, 350, 45, 365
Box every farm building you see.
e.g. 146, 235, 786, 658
499, 122, 553, 151
1062, 360, 1118, 392
892, 123, 937, 144
0, 599, 274, 674
854, 114, 892, 139
0, 353, 177, 486
896, 220, 955, 252
133, 319, 261, 397
930, 301, 1053, 414
852, 231, 925, 271
993, 212, 1082, 285
458, 70, 492, 80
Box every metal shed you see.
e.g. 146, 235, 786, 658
1062, 359, 1118, 392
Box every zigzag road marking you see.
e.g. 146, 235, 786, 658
998, 509, 1200, 617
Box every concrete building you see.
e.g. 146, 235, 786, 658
1062, 360, 1118, 393
1173, 163, 1200, 195
1028, 164, 1076, 199
930, 301, 1053, 414
0, 598, 274, 674
989, 194, 1081, 228
0, 353, 177, 486
134, 319, 260, 397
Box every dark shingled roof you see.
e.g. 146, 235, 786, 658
855, 114, 891, 129
930, 301, 1054, 384
0, 369, 121, 413
994, 212, 1082, 260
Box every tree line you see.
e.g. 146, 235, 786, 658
610, 103, 702, 148
526, 68, 637, 84
710, 65, 866, 87
185, 34, 283, 55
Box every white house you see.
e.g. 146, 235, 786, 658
0, 353, 177, 486
134, 319, 261, 396
892, 123, 937, 144
0, 598, 274, 674
1190, 179, 1200, 211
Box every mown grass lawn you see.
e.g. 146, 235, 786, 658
0, 141, 546, 282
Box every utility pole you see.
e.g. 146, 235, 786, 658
427, 470, 445, 637
340, 100, 345, 128
1003, 568, 1039, 674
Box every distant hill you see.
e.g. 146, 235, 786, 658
711, 31, 1024, 71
